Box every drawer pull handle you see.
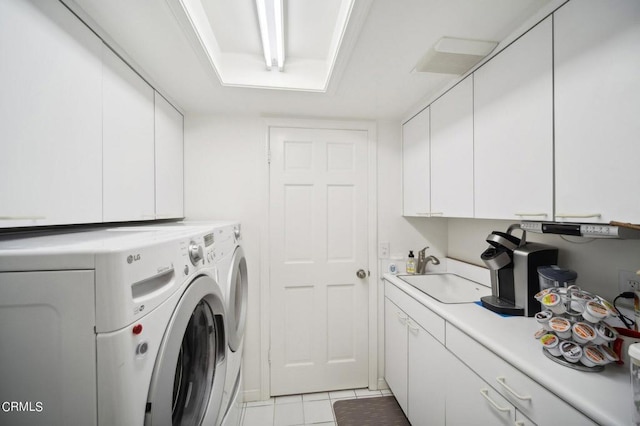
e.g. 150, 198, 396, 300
407, 321, 419, 332
555, 213, 601, 219
0, 216, 46, 220
480, 389, 510, 413
515, 422, 526, 426
496, 377, 532, 401
514, 212, 547, 217
396, 312, 408, 324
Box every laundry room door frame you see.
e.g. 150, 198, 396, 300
259, 118, 378, 400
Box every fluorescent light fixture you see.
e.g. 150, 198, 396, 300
413, 37, 498, 75
255, 0, 285, 71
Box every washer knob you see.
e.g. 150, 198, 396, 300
188, 241, 204, 266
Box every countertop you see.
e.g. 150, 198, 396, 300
383, 271, 632, 426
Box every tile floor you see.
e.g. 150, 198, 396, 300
240, 388, 393, 426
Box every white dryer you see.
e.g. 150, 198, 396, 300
0, 226, 228, 426
213, 224, 248, 426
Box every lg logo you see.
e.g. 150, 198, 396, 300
127, 254, 141, 264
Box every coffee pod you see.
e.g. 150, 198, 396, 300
535, 288, 553, 301
568, 290, 593, 313
540, 333, 561, 357
559, 341, 583, 364
535, 310, 553, 331
534, 328, 548, 340
580, 345, 606, 367
572, 322, 596, 345
582, 301, 609, 323
541, 292, 566, 315
593, 323, 618, 346
549, 317, 572, 339
600, 344, 620, 364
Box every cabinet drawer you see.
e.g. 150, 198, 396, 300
385, 281, 445, 344
446, 324, 596, 426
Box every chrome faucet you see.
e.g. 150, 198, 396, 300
416, 247, 440, 274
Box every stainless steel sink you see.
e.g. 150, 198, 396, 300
398, 273, 491, 304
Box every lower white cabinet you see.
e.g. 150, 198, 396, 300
445, 350, 516, 425
384, 279, 598, 425
385, 282, 447, 424
407, 316, 447, 426
384, 298, 409, 414
384, 294, 446, 425
446, 323, 596, 426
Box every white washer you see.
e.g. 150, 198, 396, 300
0, 226, 228, 426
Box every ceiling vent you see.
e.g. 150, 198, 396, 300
413, 37, 498, 75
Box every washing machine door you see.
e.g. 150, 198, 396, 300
227, 245, 248, 352
145, 275, 227, 426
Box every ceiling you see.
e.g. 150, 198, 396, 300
62, 0, 564, 121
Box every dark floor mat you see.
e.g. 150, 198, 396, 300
333, 396, 411, 426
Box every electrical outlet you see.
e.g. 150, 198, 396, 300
378, 242, 390, 259
618, 269, 640, 293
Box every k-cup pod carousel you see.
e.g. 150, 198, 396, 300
535, 285, 618, 372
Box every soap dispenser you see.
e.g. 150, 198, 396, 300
406, 251, 416, 274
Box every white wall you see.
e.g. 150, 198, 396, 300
184, 114, 266, 400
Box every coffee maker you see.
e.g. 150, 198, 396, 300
480, 224, 558, 317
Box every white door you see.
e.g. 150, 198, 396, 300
269, 127, 369, 395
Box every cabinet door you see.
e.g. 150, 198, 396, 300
402, 108, 430, 216
102, 44, 155, 222
430, 76, 474, 218
554, 0, 640, 223
407, 320, 446, 426
445, 352, 515, 426
0, 271, 96, 426
384, 298, 408, 414
0, 0, 102, 228
154, 92, 184, 219
474, 17, 553, 220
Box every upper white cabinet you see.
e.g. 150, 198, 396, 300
402, 107, 430, 216
154, 92, 184, 219
430, 76, 474, 218
554, 0, 640, 224
102, 45, 155, 222
0, 0, 102, 228
474, 16, 553, 221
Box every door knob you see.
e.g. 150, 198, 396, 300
356, 269, 367, 279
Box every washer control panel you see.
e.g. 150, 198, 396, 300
188, 241, 204, 265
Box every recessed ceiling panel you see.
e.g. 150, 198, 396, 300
166, 0, 363, 92
201, 1, 261, 55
